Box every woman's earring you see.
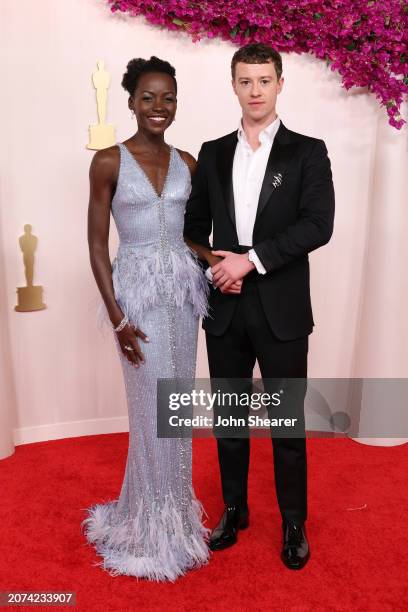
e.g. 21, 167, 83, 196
130, 110, 135, 119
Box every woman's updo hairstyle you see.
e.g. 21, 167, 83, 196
121, 56, 177, 96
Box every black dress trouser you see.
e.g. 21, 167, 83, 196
205, 276, 308, 525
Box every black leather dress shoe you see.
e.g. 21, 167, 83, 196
281, 522, 310, 569
209, 506, 249, 551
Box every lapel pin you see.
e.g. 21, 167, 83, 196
272, 172, 283, 188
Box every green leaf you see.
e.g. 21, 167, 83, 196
231, 26, 239, 37
403, 76, 408, 85
244, 27, 250, 37
313, 12, 323, 20
172, 18, 185, 26
346, 42, 356, 51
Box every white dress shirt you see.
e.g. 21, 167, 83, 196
206, 115, 281, 282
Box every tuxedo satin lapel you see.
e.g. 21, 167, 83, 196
255, 123, 293, 223
216, 133, 238, 228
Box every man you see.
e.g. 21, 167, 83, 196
183, 43, 335, 570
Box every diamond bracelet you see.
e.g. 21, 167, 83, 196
113, 315, 129, 332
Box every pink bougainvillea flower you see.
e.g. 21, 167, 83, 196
108, 0, 408, 129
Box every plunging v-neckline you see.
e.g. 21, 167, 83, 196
121, 142, 173, 200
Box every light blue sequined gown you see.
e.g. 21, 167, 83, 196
82, 143, 210, 581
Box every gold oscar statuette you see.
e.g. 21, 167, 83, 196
15, 224, 46, 312
87, 59, 116, 150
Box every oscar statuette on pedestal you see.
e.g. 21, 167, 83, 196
15, 224, 46, 312
87, 59, 116, 150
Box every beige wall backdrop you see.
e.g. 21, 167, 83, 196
1, 0, 407, 455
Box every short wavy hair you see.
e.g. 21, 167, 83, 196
231, 44, 283, 80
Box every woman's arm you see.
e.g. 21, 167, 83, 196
178, 149, 220, 266
179, 148, 241, 294
184, 236, 220, 267
88, 148, 123, 326
87, 147, 147, 366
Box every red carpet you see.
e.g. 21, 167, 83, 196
1, 435, 407, 611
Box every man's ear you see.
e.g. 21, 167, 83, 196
128, 96, 133, 110
231, 78, 237, 96
277, 77, 284, 95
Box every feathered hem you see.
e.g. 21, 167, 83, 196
81, 491, 211, 582
96, 246, 210, 332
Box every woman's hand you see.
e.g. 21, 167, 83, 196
116, 324, 149, 368
225, 279, 243, 294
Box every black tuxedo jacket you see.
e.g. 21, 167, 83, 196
183, 121, 335, 339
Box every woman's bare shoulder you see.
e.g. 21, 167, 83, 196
90, 144, 120, 179
176, 148, 197, 176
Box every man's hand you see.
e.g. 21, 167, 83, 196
211, 250, 255, 292
206, 252, 242, 294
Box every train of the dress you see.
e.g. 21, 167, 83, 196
81, 489, 211, 582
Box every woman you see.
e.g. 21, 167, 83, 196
81, 56, 211, 581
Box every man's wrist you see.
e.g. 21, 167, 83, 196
245, 252, 256, 271
248, 249, 267, 274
